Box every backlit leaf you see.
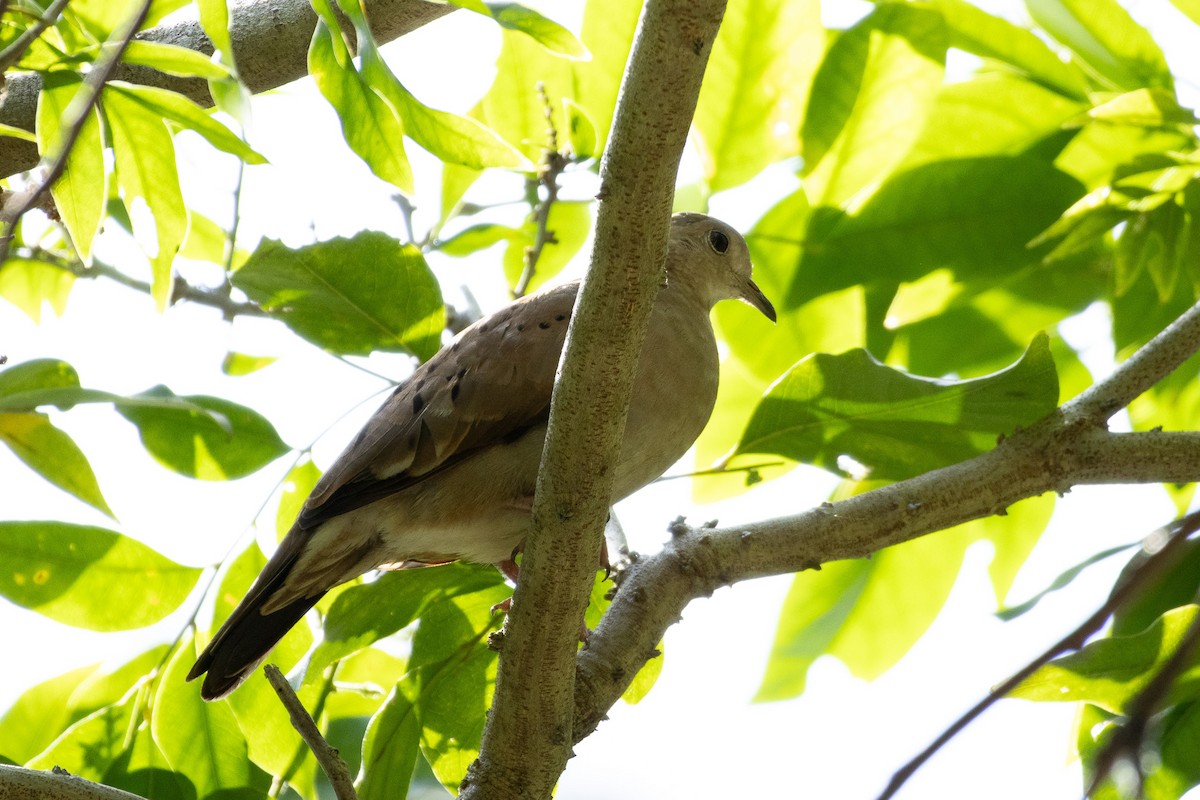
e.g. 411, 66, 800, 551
733, 334, 1059, 481
233, 233, 444, 359
0, 521, 201, 631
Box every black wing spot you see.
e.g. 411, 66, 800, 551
517, 323, 526, 332
538, 321, 551, 330
554, 313, 566, 322
413, 393, 426, 414
451, 381, 462, 402
457, 367, 468, 379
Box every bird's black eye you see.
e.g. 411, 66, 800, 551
708, 229, 729, 254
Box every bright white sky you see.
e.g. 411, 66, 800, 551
3, 1, 1200, 798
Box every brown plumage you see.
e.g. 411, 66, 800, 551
187, 213, 775, 699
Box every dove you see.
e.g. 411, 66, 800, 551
188, 212, 776, 699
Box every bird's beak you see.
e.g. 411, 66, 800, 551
741, 278, 777, 323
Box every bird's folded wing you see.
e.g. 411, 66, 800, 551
298, 282, 580, 529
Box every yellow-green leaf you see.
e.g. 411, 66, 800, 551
103, 89, 187, 310
0, 411, 113, 516
0, 521, 202, 631
37, 72, 106, 265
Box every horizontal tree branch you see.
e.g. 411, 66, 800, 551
573, 427, 1200, 739
572, 299, 1200, 741
0, 0, 455, 178
0, 765, 148, 800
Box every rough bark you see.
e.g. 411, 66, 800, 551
0, 0, 454, 177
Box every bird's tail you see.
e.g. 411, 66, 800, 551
187, 537, 324, 700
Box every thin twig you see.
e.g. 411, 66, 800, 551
263, 664, 358, 800
394, 192, 418, 245
20, 246, 271, 317
215, 156, 248, 319
1085, 583, 1200, 797
0, 0, 151, 260
0, 0, 72, 73
1066, 299, 1200, 422
876, 510, 1200, 800
274, 665, 340, 798
512, 82, 567, 299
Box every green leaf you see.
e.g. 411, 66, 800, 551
485, 3, 587, 59
980, 493, 1057, 606
309, 20, 413, 192
220, 352, 277, 377
65, 0, 148, 41
101, 726, 197, 800
758, 493, 1053, 701
733, 334, 1059, 481
1169, 0, 1200, 25
358, 580, 505, 797
694, 0, 822, 193
0, 358, 81, 397
180, 210, 231, 265
0, 664, 99, 765
107, 82, 266, 164
0, 258, 75, 321
410, 585, 505, 790
308, 563, 505, 679
1088, 87, 1199, 127
68, 646, 171, 717
1012, 606, 1200, 713
789, 156, 1085, 306
37, 72, 106, 265
232, 232, 444, 359
756, 558, 871, 700
1025, 0, 1174, 91
0, 411, 113, 516
121, 40, 232, 79
116, 386, 289, 480
475, 27, 579, 163
358, 51, 530, 171
0, 521, 201, 631
198, 0, 235, 57
319, 648, 407, 784
501, 201, 593, 292
0, 123, 36, 142
103, 87, 187, 310
930, 0, 1087, 98
275, 459, 321, 541
153, 637, 268, 797
357, 686, 421, 800
886, 265, 1102, 380
572, 0, 643, 156
437, 223, 521, 257
1112, 538, 1200, 637
997, 543, 1135, 620
901, 74, 1087, 171
802, 3, 947, 208
27, 691, 136, 779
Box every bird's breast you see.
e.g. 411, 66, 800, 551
613, 301, 720, 499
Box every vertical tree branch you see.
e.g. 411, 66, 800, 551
461, 1, 728, 798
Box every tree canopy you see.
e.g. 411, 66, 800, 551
3, 0, 1200, 798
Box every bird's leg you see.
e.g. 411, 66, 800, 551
490, 546, 524, 614
489, 541, 608, 642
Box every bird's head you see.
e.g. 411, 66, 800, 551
667, 212, 776, 322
